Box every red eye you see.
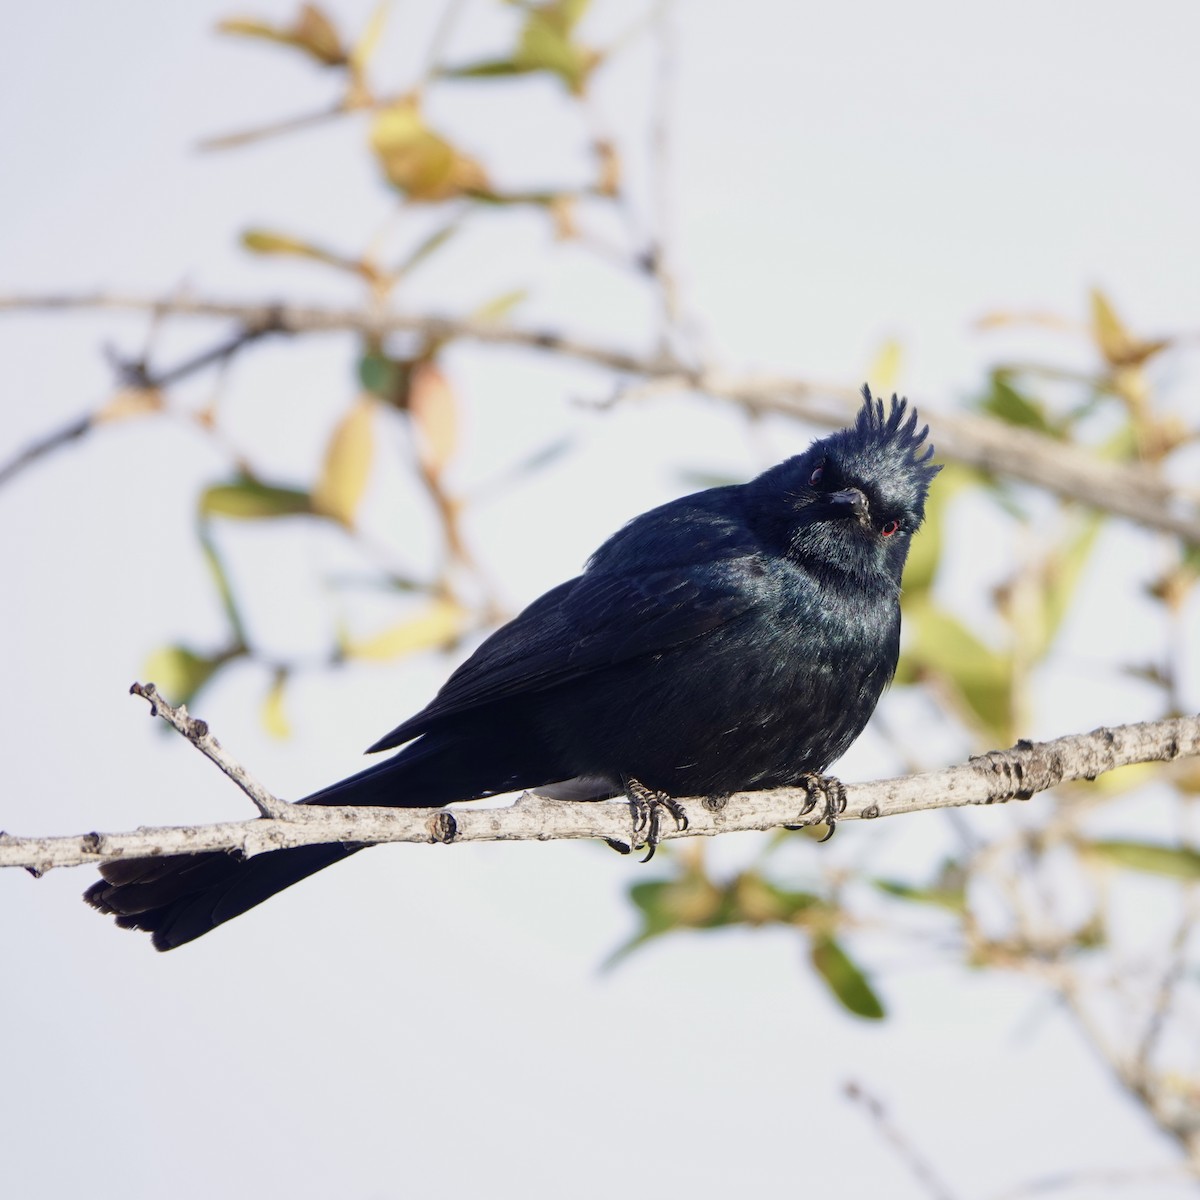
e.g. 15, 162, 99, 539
809, 464, 824, 486
880, 519, 899, 537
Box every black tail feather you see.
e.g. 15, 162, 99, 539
85, 842, 362, 951
84, 727, 563, 950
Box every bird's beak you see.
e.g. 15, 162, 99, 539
828, 487, 869, 524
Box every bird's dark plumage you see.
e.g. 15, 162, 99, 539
85, 387, 939, 949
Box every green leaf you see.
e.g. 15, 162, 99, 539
901, 462, 969, 597
874, 879, 966, 913
903, 599, 1013, 740
604, 871, 728, 969
197, 526, 248, 648
979, 372, 1056, 436
142, 645, 225, 710
439, 59, 532, 81
1037, 513, 1102, 657
358, 353, 410, 402
809, 935, 885, 1020
200, 477, 312, 520
731, 873, 820, 924
1086, 840, 1200, 880
444, 1, 594, 90
393, 220, 463, 280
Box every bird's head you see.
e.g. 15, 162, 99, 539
749, 386, 941, 586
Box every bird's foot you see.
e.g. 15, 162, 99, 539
784, 773, 847, 842
624, 777, 688, 863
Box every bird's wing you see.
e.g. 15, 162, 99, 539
367, 558, 767, 751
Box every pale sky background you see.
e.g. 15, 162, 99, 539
2, 3, 1199, 1198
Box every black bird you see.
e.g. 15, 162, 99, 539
86, 386, 939, 950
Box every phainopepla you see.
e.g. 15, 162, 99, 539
86, 386, 939, 950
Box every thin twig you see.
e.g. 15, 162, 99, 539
127, 683, 292, 819
1028, 961, 1200, 1170
987, 1164, 1191, 1199
648, 0, 684, 333
416, 0, 467, 91
1134, 889, 1199, 1079
0, 313, 288, 490
844, 1081, 961, 1200
0, 413, 93, 488
198, 101, 355, 153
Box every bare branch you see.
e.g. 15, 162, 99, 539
3, 291, 1198, 542
1, 703, 1196, 875
987, 1165, 1192, 1200
198, 101, 355, 153
1043, 964, 1200, 1171
1134, 890, 1198, 1079
127, 682, 291, 819
844, 1081, 961, 1200
705, 374, 1200, 546
0, 292, 659, 373
0, 412, 92, 488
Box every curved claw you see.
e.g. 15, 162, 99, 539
796, 773, 847, 841
623, 776, 687, 861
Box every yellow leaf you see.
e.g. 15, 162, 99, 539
94, 387, 164, 423
312, 399, 375, 525
344, 599, 464, 660
241, 228, 362, 275
549, 195, 577, 239
142, 645, 221, 707
1170, 759, 1200, 795
349, 1, 389, 79
1091, 288, 1135, 367
293, 4, 343, 62
1084, 760, 1158, 797
409, 363, 458, 476
369, 99, 488, 201
975, 309, 1079, 334
866, 339, 902, 397
262, 672, 292, 739
471, 289, 528, 323
594, 137, 620, 195
517, 12, 594, 93
219, 4, 346, 66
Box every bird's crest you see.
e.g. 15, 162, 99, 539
851, 385, 941, 490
